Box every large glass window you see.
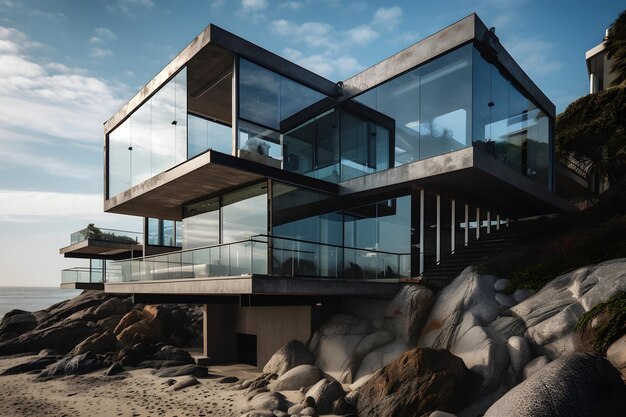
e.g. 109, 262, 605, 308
147, 217, 182, 247
183, 198, 220, 250
188, 114, 231, 158
222, 184, 268, 243
108, 68, 187, 197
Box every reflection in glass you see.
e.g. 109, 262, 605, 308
183, 198, 220, 250
188, 114, 232, 157
222, 184, 267, 243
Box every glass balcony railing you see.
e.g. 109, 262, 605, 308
61, 267, 104, 284
107, 235, 410, 283
70, 227, 143, 245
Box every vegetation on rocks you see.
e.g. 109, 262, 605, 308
576, 291, 626, 353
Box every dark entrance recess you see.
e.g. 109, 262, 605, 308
237, 333, 257, 366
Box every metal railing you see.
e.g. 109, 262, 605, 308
107, 235, 410, 283
70, 227, 143, 245
61, 267, 104, 284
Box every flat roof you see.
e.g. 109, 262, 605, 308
60, 239, 143, 260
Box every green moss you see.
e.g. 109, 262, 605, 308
576, 292, 626, 353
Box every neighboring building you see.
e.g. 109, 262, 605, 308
93, 14, 570, 367
586, 29, 616, 93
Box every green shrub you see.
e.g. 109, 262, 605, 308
576, 292, 626, 353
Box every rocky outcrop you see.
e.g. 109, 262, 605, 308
0, 318, 95, 355
484, 352, 626, 417
305, 378, 346, 415
384, 285, 434, 344
39, 352, 104, 378
0, 310, 37, 342
69, 331, 118, 356
93, 298, 129, 320
262, 340, 314, 376
511, 259, 626, 357
267, 364, 323, 391
352, 339, 410, 384
357, 347, 476, 417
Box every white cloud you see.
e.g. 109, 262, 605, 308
271, 19, 334, 49
0, 190, 104, 222
30, 9, 66, 20
90, 27, 117, 44
107, 0, 154, 17
373, 6, 402, 27
345, 25, 378, 46
241, 0, 268, 12
282, 47, 363, 79
91, 47, 113, 58
279, 1, 303, 10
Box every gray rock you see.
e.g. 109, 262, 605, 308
268, 364, 323, 391
104, 362, 124, 376
0, 318, 96, 355
494, 279, 510, 292
273, 411, 289, 417
511, 259, 626, 357
512, 288, 530, 303
248, 391, 287, 412
300, 406, 317, 416
0, 356, 59, 375
384, 284, 434, 344
506, 336, 532, 385
38, 348, 61, 357
450, 325, 509, 394
305, 379, 345, 414
485, 352, 626, 417
94, 297, 129, 319
523, 356, 550, 380
287, 404, 304, 415
488, 316, 526, 340
96, 314, 123, 332
152, 364, 208, 378
430, 412, 457, 417
240, 411, 275, 417
69, 331, 117, 356
494, 293, 515, 307
263, 339, 314, 376
154, 345, 194, 364
219, 376, 240, 384
308, 314, 379, 383
172, 376, 200, 391
39, 352, 104, 378
0, 310, 38, 342
606, 333, 626, 381
136, 360, 187, 369
352, 339, 410, 383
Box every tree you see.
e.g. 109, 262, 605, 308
556, 86, 626, 187
606, 10, 626, 87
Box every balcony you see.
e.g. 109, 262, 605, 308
60, 267, 104, 290
60, 225, 143, 260
105, 235, 408, 298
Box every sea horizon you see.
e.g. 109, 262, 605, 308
0, 286, 82, 320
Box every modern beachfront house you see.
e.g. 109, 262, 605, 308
97, 14, 571, 367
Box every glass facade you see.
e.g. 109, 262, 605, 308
147, 218, 182, 247
108, 68, 187, 197
188, 114, 231, 158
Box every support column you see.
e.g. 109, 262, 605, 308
464, 204, 469, 247
487, 211, 491, 234
436, 194, 441, 264
451, 199, 456, 254
497, 214, 501, 231
419, 189, 425, 275
476, 207, 481, 240
203, 304, 237, 363
231, 56, 239, 156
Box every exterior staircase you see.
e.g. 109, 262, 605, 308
418, 224, 528, 287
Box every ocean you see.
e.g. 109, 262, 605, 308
0, 287, 83, 320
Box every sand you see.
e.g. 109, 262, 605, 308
0, 355, 260, 417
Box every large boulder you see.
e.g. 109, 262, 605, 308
96, 314, 123, 333
606, 333, 626, 381
352, 339, 411, 384
357, 347, 476, 417
0, 318, 95, 355
263, 340, 314, 376
116, 320, 156, 346
36, 291, 112, 328
93, 297, 129, 319
268, 364, 323, 391
69, 331, 118, 356
511, 259, 626, 357
484, 352, 626, 417
505, 336, 532, 386
305, 378, 346, 415
114, 310, 144, 335
153, 345, 194, 364
384, 285, 434, 344
0, 355, 60, 375
418, 268, 502, 349
247, 392, 287, 412
39, 352, 104, 378
0, 310, 38, 342
308, 314, 388, 383
152, 364, 208, 378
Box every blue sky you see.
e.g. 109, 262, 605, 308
0, 0, 623, 286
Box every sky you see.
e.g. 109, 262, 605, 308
0, 0, 623, 286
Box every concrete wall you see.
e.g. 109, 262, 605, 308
203, 304, 237, 363
236, 306, 311, 369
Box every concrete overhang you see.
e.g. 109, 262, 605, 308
104, 275, 399, 298
60, 282, 105, 290
341, 13, 555, 118
339, 146, 574, 218
59, 240, 143, 260
104, 150, 339, 220
104, 24, 339, 135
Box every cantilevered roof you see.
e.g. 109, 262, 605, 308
104, 150, 339, 220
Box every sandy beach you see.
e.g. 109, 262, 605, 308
0, 354, 259, 417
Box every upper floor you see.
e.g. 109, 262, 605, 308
586, 29, 617, 94
103, 14, 561, 222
